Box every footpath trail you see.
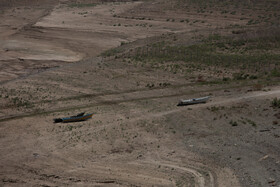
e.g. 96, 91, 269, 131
151, 87, 280, 118
0, 86, 279, 123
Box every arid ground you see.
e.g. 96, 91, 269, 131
0, 0, 280, 186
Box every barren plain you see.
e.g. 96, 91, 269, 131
0, 0, 280, 186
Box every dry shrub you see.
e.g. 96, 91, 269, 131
274, 112, 280, 119
271, 98, 280, 108
197, 75, 205, 82
252, 84, 262, 91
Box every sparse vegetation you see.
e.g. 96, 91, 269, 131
271, 97, 280, 108
207, 106, 225, 112
100, 31, 280, 84
101, 47, 124, 57
230, 120, 238, 126
69, 3, 96, 8
245, 118, 257, 127
1, 0, 280, 186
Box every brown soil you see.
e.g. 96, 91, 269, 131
0, 0, 279, 186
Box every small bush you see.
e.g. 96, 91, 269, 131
252, 84, 262, 91
249, 75, 258, 79
246, 119, 257, 127
233, 73, 248, 80
232, 30, 245, 34
271, 98, 280, 108
271, 69, 280, 77
222, 77, 230, 81
230, 120, 238, 126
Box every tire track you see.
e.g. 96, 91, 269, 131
135, 160, 215, 187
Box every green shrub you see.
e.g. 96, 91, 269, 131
271, 98, 280, 108
230, 120, 238, 126
271, 69, 280, 77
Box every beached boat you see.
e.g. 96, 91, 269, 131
54, 112, 93, 123
177, 96, 210, 106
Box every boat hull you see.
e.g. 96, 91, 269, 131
177, 96, 210, 106
62, 113, 93, 123
54, 113, 93, 123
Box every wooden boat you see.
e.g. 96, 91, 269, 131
177, 96, 210, 106
54, 112, 93, 123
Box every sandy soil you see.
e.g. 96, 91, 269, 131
0, 0, 245, 84
0, 0, 279, 187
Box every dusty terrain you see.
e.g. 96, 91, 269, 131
0, 0, 280, 186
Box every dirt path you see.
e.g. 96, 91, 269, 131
140, 161, 209, 187
1, 85, 279, 123
152, 88, 280, 118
